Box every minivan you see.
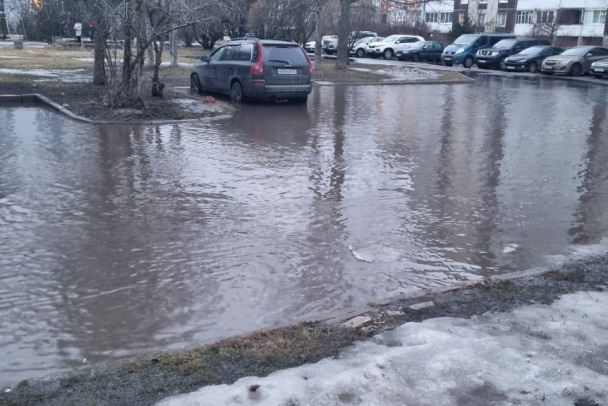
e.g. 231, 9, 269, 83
441, 33, 516, 68
190, 38, 313, 103
475, 38, 550, 70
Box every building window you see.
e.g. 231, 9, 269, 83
557, 9, 583, 25
478, 10, 487, 25
537, 10, 555, 24
516, 10, 534, 24
425, 13, 438, 23
496, 11, 507, 27
440, 12, 453, 23
586, 10, 607, 24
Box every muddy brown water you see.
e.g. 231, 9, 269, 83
1, 76, 608, 386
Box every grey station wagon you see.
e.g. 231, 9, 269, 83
190, 38, 313, 103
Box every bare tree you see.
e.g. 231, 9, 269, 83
531, 8, 561, 45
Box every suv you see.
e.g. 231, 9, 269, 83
442, 33, 516, 68
322, 35, 338, 54
475, 38, 550, 70
367, 35, 425, 60
190, 38, 313, 103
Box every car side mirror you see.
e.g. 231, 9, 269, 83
201, 55, 209, 62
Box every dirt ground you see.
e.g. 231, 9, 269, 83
1, 256, 607, 406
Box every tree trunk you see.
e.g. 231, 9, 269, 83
92, 14, 107, 86
335, 0, 352, 70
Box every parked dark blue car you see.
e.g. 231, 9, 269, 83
503, 45, 564, 73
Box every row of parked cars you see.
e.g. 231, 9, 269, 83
341, 32, 608, 79
188, 34, 608, 105
440, 33, 608, 77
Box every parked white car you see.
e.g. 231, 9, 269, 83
349, 36, 384, 58
367, 35, 425, 60
304, 40, 315, 53
322, 35, 338, 54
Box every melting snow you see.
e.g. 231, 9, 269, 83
157, 291, 608, 406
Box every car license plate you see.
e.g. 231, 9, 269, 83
545, 66, 553, 70
507, 66, 515, 70
596, 68, 605, 72
443, 56, 451, 60
277, 69, 297, 75
478, 59, 487, 63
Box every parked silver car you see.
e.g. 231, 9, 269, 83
541, 46, 608, 76
590, 58, 608, 79
190, 38, 313, 103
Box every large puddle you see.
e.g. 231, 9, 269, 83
1, 76, 607, 385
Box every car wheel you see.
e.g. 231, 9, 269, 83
463, 56, 473, 68
230, 81, 245, 104
190, 74, 202, 95
412, 53, 420, 62
499, 57, 507, 70
528, 62, 538, 73
570, 63, 582, 77
383, 49, 393, 60
356, 48, 365, 58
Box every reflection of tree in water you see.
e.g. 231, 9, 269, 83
424, 81, 505, 272
289, 86, 352, 317
569, 94, 608, 245
54, 124, 222, 365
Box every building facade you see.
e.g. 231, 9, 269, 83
379, 0, 608, 45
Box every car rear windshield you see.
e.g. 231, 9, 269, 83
263, 45, 308, 65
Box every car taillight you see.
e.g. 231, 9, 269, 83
251, 41, 264, 78
303, 47, 315, 76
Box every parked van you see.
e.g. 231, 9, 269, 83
441, 33, 516, 68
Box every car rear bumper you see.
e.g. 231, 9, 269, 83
248, 84, 312, 100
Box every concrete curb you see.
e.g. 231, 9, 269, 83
314, 263, 565, 328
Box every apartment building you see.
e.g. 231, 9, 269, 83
381, 0, 608, 45
380, 0, 455, 33
513, 0, 608, 46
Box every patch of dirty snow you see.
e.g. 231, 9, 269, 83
157, 291, 608, 406
377, 66, 441, 81
0, 68, 91, 83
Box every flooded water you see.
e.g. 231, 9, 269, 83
1, 76, 607, 386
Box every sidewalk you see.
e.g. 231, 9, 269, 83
157, 290, 608, 406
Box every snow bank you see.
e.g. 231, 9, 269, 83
157, 291, 608, 405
